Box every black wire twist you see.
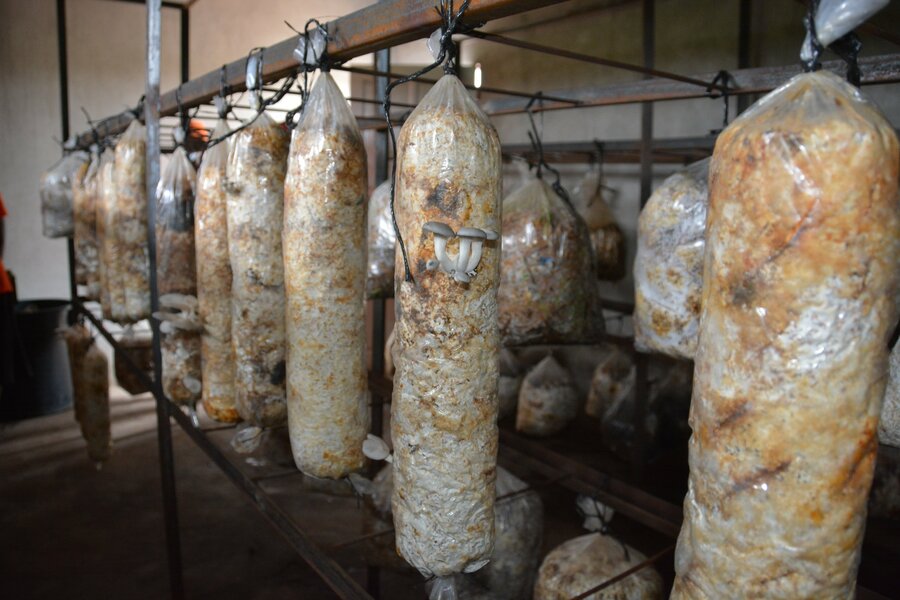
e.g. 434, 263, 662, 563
706, 70, 733, 131
803, 0, 823, 73
383, 0, 472, 284
283, 18, 334, 129
802, 0, 862, 87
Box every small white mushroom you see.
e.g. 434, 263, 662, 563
362, 434, 393, 462
423, 221, 456, 273
456, 227, 487, 276
465, 228, 498, 274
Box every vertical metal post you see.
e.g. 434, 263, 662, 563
366, 45, 391, 600
180, 6, 189, 83
56, 0, 78, 321
632, 0, 655, 482
736, 0, 752, 114
146, 1, 185, 598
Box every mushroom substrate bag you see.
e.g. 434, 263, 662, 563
97, 149, 124, 321
672, 71, 900, 599
633, 159, 709, 360
73, 151, 101, 299
391, 73, 502, 578
515, 355, 578, 437
878, 341, 900, 447
572, 167, 626, 281
156, 146, 197, 297
284, 72, 369, 479
498, 348, 523, 420
81, 341, 112, 465
64, 324, 92, 425
498, 177, 602, 345
225, 111, 289, 427
534, 533, 663, 600
113, 119, 151, 323
195, 120, 238, 423
367, 180, 396, 298
585, 344, 635, 420
40, 151, 88, 238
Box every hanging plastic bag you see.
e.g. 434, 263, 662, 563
879, 341, 900, 447
498, 177, 602, 345
81, 341, 112, 466
585, 345, 635, 420
283, 72, 369, 480
672, 71, 899, 599
113, 118, 151, 323
498, 348, 523, 420
516, 355, 578, 437
225, 110, 289, 427
801, 0, 889, 62
40, 150, 88, 238
156, 146, 197, 296
195, 119, 238, 423
534, 533, 663, 599
96, 148, 126, 322
633, 159, 709, 360
572, 166, 626, 281
155, 293, 202, 406
64, 324, 92, 424
367, 179, 395, 298
73, 149, 102, 299
392, 73, 502, 579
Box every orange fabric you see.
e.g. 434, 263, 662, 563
0, 194, 12, 294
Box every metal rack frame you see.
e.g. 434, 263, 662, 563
56, 1, 900, 598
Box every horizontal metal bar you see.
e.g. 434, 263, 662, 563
335, 64, 580, 105
485, 53, 900, 115
75, 0, 570, 147
503, 136, 715, 165
464, 30, 722, 91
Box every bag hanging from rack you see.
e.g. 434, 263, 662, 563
633, 159, 709, 360
498, 177, 603, 346
97, 148, 126, 322
225, 109, 289, 428
366, 179, 395, 299
195, 119, 238, 423
878, 340, 900, 447
283, 71, 369, 479
112, 118, 151, 323
40, 150, 89, 238
73, 150, 102, 300
671, 71, 899, 599
572, 166, 626, 281
515, 355, 578, 438
391, 73, 502, 579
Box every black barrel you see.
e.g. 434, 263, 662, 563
0, 299, 73, 421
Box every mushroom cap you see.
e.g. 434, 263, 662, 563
423, 221, 455, 237
482, 229, 499, 241
457, 227, 487, 239
453, 271, 472, 283
362, 434, 391, 461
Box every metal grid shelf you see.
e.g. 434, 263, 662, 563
57, 0, 900, 598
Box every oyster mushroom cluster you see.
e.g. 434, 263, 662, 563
422, 221, 498, 283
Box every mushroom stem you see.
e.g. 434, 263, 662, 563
465, 240, 485, 274
456, 238, 473, 274
434, 236, 456, 273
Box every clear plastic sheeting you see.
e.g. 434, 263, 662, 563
672, 71, 900, 599
633, 159, 709, 360
284, 72, 369, 479
40, 151, 88, 238
392, 74, 502, 578
225, 111, 289, 428
534, 533, 663, 600
156, 146, 197, 297
498, 177, 602, 345
195, 120, 238, 423
572, 167, 626, 281
113, 119, 151, 323
366, 180, 396, 298
516, 355, 578, 437
73, 151, 101, 299
879, 341, 900, 447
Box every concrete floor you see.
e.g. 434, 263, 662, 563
0, 390, 396, 599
